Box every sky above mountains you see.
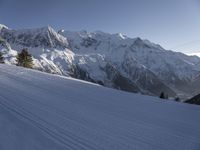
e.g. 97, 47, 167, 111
0, 0, 200, 54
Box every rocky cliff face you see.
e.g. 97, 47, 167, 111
1, 25, 200, 98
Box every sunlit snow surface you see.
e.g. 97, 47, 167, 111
0, 64, 200, 150
188, 52, 200, 57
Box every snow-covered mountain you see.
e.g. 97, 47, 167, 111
1, 24, 200, 98
0, 26, 68, 48
0, 24, 8, 31
0, 64, 200, 150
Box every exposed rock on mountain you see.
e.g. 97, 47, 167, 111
1, 24, 200, 98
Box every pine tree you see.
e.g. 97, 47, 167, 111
175, 97, 180, 102
0, 52, 4, 63
16, 48, 33, 68
159, 92, 165, 99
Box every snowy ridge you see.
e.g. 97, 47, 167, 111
0, 64, 200, 150
1, 25, 200, 98
59, 30, 200, 98
0, 26, 68, 48
0, 24, 8, 30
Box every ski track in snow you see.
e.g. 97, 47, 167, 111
0, 64, 200, 150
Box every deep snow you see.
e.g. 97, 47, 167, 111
0, 64, 200, 150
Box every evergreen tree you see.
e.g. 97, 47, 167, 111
0, 52, 4, 63
16, 48, 33, 68
175, 97, 180, 102
159, 92, 165, 99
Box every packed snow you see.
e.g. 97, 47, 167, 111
0, 64, 200, 150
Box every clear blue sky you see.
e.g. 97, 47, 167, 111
0, 0, 200, 53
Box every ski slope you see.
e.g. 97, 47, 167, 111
0, 64, 200, 150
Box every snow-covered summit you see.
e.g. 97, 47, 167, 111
59, 30, 200, 97
1, 25, 200, 98
0, 26, 68, 48
0, 24, 8, 30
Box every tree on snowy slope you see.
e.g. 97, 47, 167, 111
0, 52, 4, 63
16, 48, 33, 68
160, 92, 165, 99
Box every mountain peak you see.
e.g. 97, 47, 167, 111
115, 33, 127, 39
133, 37, 147, 47
1, 25, 200, 99
0, 24, 8, 30
40, 25, 55, 33
0, 26, 68, 49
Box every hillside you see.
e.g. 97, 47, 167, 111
1, 25, 200, 98
185, 94, 200, 105
0, 64, 200, 150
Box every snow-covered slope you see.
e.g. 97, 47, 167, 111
1, 25, 200, 98
0, 64, 200, 150
59, 30, 200, 97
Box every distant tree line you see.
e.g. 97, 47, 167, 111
159, 91, 180, 102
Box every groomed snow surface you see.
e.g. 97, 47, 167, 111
0, 64, 200, 150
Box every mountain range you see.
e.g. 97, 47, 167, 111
1, 24, 200, 99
